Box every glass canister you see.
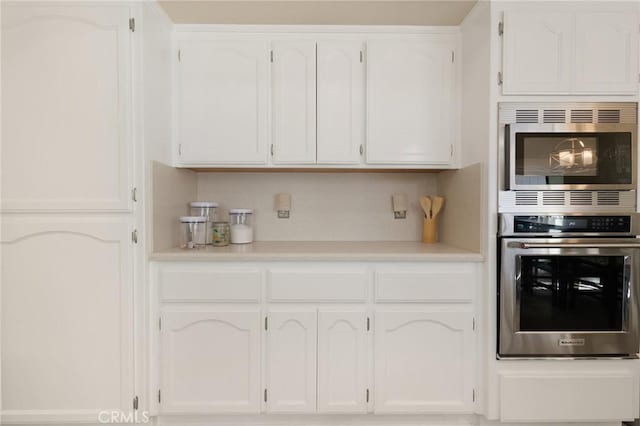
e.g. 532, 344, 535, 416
179, 216, 207, 249
229, 209, 253, 244
190, 201, 219, 245
211, 221, 230, 247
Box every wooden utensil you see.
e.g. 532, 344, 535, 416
419, 196, 432, 219
431, 196, 444, 219
421, 195, 444, 244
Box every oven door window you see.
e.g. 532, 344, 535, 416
518, 255, 628, 332
515, 132, 632, 186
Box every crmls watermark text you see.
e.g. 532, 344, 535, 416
98, 411, 150, 424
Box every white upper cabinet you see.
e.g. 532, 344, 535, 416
1, 5, 133, 211
366, 37, 456, 165
176, 40, 269, 165
160, 309, 261, 414
316, 42, 365, 165
574, 12, 639, 94
502, 11, 573, 94
502, 8, 639, 95
271, 41, 317, 164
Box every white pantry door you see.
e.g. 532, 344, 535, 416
0, 217, 134, 424
266, 310, 317, 413
160, 309, 261, 414
271, 41, 317, 164
316, 41, 365, 165
1, 4, 133, 211
374, 309, 474, 414
176, 40, 269, 165
317, 310, 368, 413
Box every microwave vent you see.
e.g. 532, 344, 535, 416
515, 192, 538, 205
597, 110, 621, 123
570, 191, 593, 206
515, 110, 539, 123
597, 191, 621, 206
542, 191, 565, 206
571, 110, 594, 123
543, 110, 566, 123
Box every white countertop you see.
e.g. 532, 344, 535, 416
150, 241, 483, 262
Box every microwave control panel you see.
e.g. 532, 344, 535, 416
513, 215, 631, 234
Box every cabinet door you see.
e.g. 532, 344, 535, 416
316, 42, 365, 165
176, 40, 269, 165
574, 12, 639, 94
266, 310, 317, 413
1, 4, 133, 211
0, 217, 134, 424
317, 310, 368, 413
374, 309, 474, 413
366, 38, 455, 165
271, 41, 316, 164
160, 309, 261, 413
502, 11, 573, 94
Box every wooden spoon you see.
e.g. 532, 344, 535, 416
431, 196, 444, 219
420, 196, 432, 219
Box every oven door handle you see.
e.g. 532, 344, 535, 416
511, 241, 640, 249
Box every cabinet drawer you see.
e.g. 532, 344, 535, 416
375, 270, 473, 302
500, 373, 638, 422
267, 270, 368, 301
160, 268, 261, 302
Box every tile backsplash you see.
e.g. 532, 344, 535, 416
196, 172, 437, 241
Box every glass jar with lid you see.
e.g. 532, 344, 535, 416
229, 209, 253, 244
190, 201, 219, 245
179, 216, 207, 249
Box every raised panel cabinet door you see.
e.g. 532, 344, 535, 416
0, 217, 134, 424
176, 40, 269, 165
502, 11, 573, 94
374, 309, 474, 414
266, 310, 317, 413
574, 12, 639, 94
271, 41, 317, 164
316, 41, 365, 165
366, 38, 455, 165
317, 310, 368, 413
1, 5, 133, 211
160, 309, 261, 414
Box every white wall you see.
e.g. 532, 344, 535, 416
196, 172, 437, 241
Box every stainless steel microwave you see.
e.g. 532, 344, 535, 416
500, 103, 638, 192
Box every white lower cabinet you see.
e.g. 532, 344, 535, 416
374, 309, 474, 414
160, 308, 261, 414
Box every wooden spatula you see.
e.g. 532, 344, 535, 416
431, 196, 444, 219
420, 196, 432, 219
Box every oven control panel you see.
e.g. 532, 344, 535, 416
513, 215, 631, 234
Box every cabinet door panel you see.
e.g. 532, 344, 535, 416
161, 309, 261, 413
1, 5, 133, 211
266, 310, 317, 413
271, 41, 316, 164
177, 40, 268, 164
367, 38, 454, 165
374, 309, 474, 413
502, 11, 573, 94
574, 12, 639, 94
317, 310, 368, 413
317, 42, 364, 165
1, 217, 133, 423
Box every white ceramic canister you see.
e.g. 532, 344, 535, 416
229, 208, 253, 244
179, 216, 207, 249
190, 201, 219, 244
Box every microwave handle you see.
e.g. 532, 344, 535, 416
511, 241, 640, 249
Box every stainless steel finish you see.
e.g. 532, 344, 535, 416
498, 189, 636, 213
497, 354, 639, 360
505, 123, 638, 191
499, 212, 640, 237
499, 237, 640, 357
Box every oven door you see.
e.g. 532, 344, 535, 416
499, 238, 640, 357
506, 123, 637, 191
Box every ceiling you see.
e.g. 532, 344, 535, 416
159, 0, 478, 25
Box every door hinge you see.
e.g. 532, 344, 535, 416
264, 316, 268, 331
264, 389, 268, 402
270, 50, 274, 63
366, 317, 370, 331
159, 317, 162, 331
158, 390, 161, 404
498, 71, 503, 86
366, 389, 370, 403
129, 17, 135, 32
451, 51, 455, 63
133, 395, 139, 410
131, 229, 138, 244
178, 49, 181, 62
360, 50, 364, 63
131, 187, 138, 202
498, 21, 504, 36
